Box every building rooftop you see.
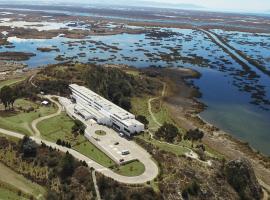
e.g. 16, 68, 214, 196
70, 84, 135, 120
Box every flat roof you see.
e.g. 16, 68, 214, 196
70, 84, 135, 120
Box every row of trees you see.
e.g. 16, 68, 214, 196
56, 139, 72, 148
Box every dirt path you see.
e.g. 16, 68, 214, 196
0, 162, 45, 198
31, 95, 62, 138
148, 82, 166, 127
147, 81, 211, 166
92, 170, 101, 200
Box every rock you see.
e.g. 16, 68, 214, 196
224, 158, 263, 200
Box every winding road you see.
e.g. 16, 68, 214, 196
31, 95, 63, 138
0, 96, 159, 184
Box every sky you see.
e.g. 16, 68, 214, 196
146, 0, 270, 12
2, 0, 270, 13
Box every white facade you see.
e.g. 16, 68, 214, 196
69, 84, 144, 136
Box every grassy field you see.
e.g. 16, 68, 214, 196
0, 163, 46, 199
37, 113, 146, 175
0, 132, 20, 143
131, 96, 160, 131
0, 77, 26, 90
0, 98, 57, 135
0, 186, 28, 200
37, 113, 115, 167
113, 160, 145, 177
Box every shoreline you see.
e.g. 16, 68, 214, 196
1, 63, 270, 192
147, 66, 270, 190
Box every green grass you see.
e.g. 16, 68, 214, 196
95, 130, 106, 136
0, 98, 57, 135
0, 132, 20, 143
37, 113, 147, 175
0, 163, 46, 199
131, 96, 176, 132
113, 160, 145, 176
131, 96, 159, 131
0, 77, 26, 90
0, 187, 28, 200
137, 133, 190, 156
73, 141, 114, 168
123, 69, 140, 76
37, 113, 115, 168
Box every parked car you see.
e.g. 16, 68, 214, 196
114, 142, 119, 145
119, 132, 124, 137
119, 159, 124, 162
121, 150, 130, 155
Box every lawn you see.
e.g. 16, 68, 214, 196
0, 163, 46, 199
95, 130, 106, 136
0, 77, 26, 90
73, 141, 114, 168
37, 113, 115, 168
37, 113, 146, 174
113, 160, 145, 177
0, 98, 57, 135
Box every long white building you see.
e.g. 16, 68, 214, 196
69, 84, 144, 136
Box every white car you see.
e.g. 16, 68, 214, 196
121, 150, 130, 155
119, 132, 124, 137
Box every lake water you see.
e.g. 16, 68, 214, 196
1, 27, 270, 155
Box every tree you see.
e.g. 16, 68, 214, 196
59, 152, 75, 179
0, 86, 16, 110
136, 115, 149, 128
19, 136, 38, 157
184, 129, 204, 147
72, 120, 86, 135
155, 123, 180, 143
120, 97, 131, 111
56, 139, 62, 145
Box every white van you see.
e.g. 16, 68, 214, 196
121, 150, 130, 155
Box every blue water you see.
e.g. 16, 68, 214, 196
1, 28, 270, 155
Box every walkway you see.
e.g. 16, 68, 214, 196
31, 95, 63, 138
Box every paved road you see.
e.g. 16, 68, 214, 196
0, 96, 159, 184
59, 96, 159, 183
31, 95, 63, 138
0, 127, 158, 184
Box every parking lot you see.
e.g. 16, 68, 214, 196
59, 97, 138, 164
86, 124, 137, 164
